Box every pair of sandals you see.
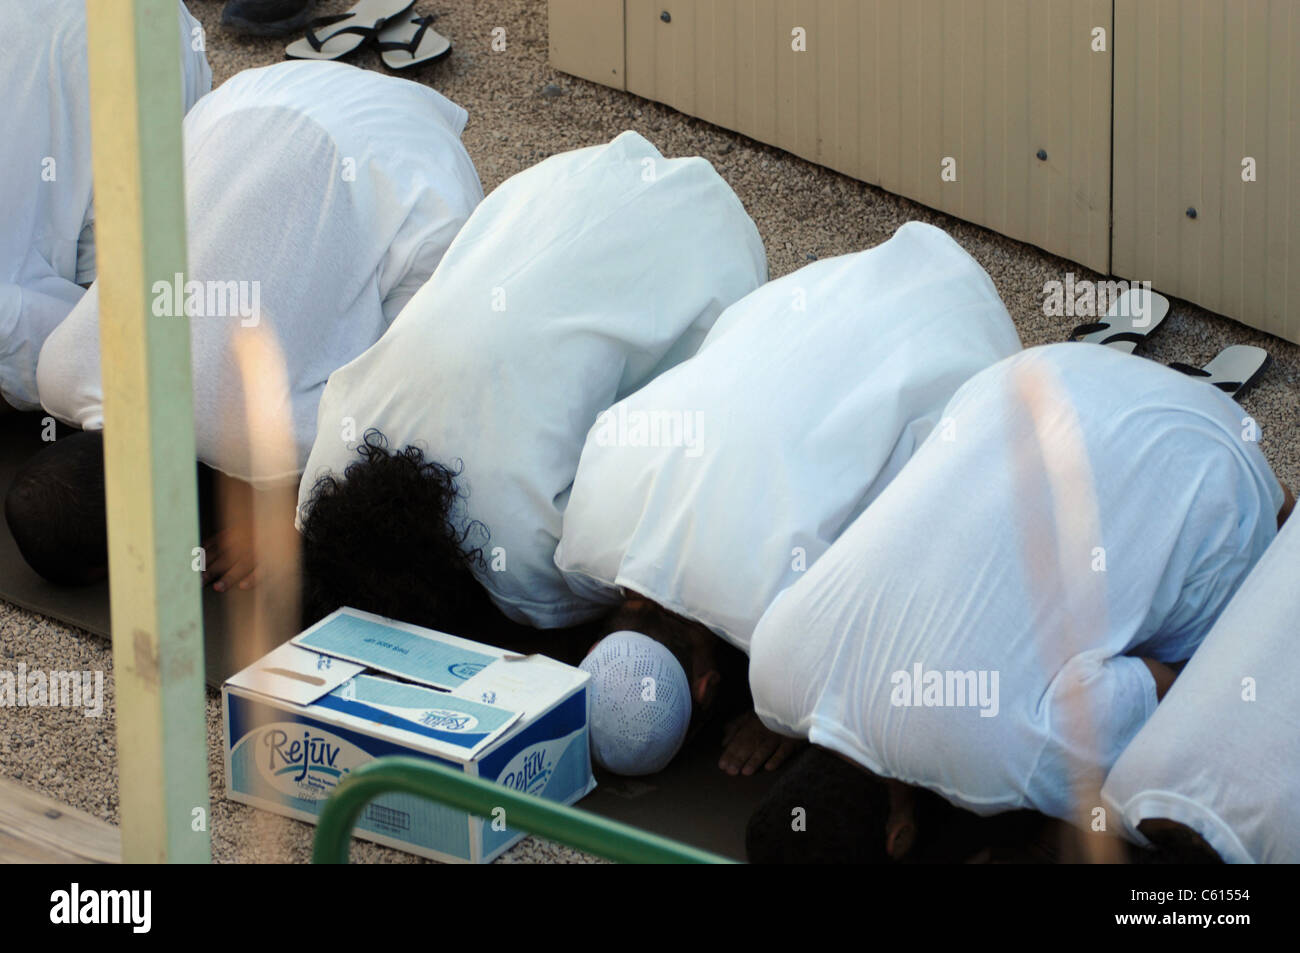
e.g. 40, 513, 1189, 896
286, 0, 450, 70
1068, 287, 1271, 400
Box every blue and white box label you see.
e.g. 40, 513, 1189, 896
223, 608, 595, 863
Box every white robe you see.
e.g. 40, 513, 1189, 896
555, 222, 1022, 651
0, 0, 211, 409
749, 343, 1284, 823
1102, 515, 1300, 862
37, 61, 483, 484
297, 131, 768, 628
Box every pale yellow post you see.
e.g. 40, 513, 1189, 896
84, 0, 211, 862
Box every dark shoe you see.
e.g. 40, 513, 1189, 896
222, 0, 317, 37
745, 747, 892, 863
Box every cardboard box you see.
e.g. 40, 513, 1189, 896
222, 607, 596, 863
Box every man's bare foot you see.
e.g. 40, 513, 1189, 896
719, 709, 803, 776
826, 749, 920, 860
885, 779, 918, 859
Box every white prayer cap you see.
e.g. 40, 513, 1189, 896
579, 630, 691, 776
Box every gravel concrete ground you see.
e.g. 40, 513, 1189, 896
1, 0, 1296, 864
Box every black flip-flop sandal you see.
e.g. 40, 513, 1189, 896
375, 13, 452, 70
1169, 344, 1271, 400
285, 0, 414, 60
1068, 288, 1171, 353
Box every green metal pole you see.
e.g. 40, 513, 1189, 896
313, 757, 734, 864
84, 0, 210, 862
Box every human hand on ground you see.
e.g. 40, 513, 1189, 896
718, 709, 803, 776
202, 524, 258, 592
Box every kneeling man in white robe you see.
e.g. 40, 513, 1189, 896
555, 222, 1022, 776
745, 342, 1291, 861
6, 61, 482, 589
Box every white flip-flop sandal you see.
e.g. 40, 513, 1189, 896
376, 13, 451, 70
285, 0, 414, 61
1068, 287, 1171, 353
1169, 345, 1271, 399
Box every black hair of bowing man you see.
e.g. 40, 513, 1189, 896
298, 429, 509, 639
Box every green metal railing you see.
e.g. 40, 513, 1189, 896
312, 757, 734, 864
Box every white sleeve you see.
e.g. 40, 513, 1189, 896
36, 282, 105, 430
1143, 450, 1281, 661
0, 278, 87, 411
1035, 652, 1159, 819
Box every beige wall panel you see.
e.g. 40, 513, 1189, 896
548, 0, 626, 89
1113, 0, 1300, 344
617, 0, 1111, 273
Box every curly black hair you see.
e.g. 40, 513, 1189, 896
299, 430, 502, 637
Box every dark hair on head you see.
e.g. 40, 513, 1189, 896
599, 599, 701, 685
1136, 820, 1223, 864
299, 429, 497, 636
4, 430, 108, 586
